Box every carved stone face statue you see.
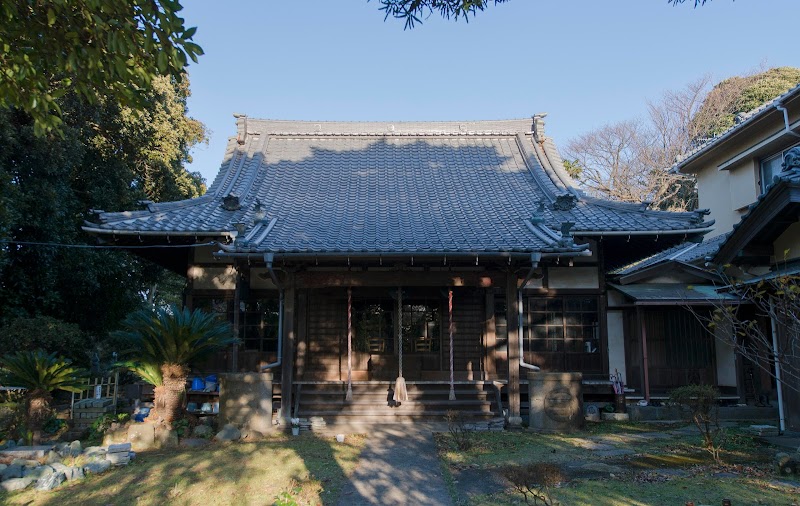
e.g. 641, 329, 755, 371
781, 146, 800, 173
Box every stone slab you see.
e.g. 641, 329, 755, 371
0, 477, 35, 492
0, 445, 55, 459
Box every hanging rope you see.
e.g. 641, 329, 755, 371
397, 287, 403, 377
393, 286, 409, 403
449, 289, 456, 400
346, 287, 353, 401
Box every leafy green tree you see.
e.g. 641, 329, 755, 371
113, 305, 238, 424
0, 350, 89, 443
0, 75, 204, 355
0, 0, 203, 135
0, 316, 91, 364
692, 67, 800, 138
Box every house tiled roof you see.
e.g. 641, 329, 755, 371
85, 117, 714, 256
610, 233, 728, 276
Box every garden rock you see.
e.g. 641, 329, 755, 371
55, 442, 70, 456
83, 460, 112, 475
45, 450, 62, 464
35, 471, 66, 491
51, 463, 83, 481
50, 462, 69, 474
5, 440, 15, 448
0, 464, 6, 473
69, 440, 82, 457
0, 476, 35, 492
83, 446, 106, 458
11, 458, 40, 468
215, 423, 241, 442
23, 465, 54, 480
65, 466, 84, 481
1, 463, 23, 480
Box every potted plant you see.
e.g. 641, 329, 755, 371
290, 417, 300, 436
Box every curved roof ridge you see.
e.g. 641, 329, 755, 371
243, 117, 534, 136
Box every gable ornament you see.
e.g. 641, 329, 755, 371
551, 194, 577, 211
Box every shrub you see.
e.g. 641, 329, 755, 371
0, 350, 89, 444
444, 410, 473, 451
0, 316, 91, 365
669, 384, 725, 462
502, 462, 564, 505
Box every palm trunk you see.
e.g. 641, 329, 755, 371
27, 389, 52, 445
159, 363, 188, 423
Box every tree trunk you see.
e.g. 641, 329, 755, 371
158, 363, 188, 424
27, 389, 52, 445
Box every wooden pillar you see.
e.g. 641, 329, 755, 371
231, 266, 243, 372
506, 272, 522, 427
636, 306, 650, 402
281, 279, 296, 427
484, 291, 497, 380
295, 289, 307, 379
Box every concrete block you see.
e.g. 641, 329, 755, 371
528, 372, 584, 432
219, 372, 274, 434
127, 423, 156, 451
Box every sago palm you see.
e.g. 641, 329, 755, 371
113, 305, 237, 423
0, 350, 89, 443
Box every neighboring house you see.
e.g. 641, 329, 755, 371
84, 116, 712, 425
615, 83, 800, 426
606, 235, 742, 403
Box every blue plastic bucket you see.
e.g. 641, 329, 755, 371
191, 377, 204, 391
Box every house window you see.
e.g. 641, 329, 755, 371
494, 296, 508, 353
522, 297, 602, 373
760, 142, 800, 194
401, 300, 441, 353
353, 300, 395, 354
241, 299, 280, 352
192, 296, 280, 352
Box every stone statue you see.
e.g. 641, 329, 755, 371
781, 146, 800, 176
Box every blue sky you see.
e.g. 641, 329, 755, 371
181, 0, 796, 184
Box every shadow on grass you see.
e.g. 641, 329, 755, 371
0, 432, 363, 506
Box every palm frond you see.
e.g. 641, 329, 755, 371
112, 305, 239, 368
0, 350, 89, 394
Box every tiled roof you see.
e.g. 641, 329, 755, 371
610, 234, 728, 276
674, 83, 800, 172
85, 117, 713, 256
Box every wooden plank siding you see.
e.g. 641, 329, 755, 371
449, 288, 485, 380
304, 289, 346, 380
299, 286, 490, 381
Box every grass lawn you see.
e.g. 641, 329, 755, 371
0, 433, 365, 506
437, 422, 800, 506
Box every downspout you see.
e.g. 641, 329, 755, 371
261, 253, 284, 371
517, 252, 542, 372
769, 298, 786, 433
775, 102, 800, 139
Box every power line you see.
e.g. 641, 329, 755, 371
0, 240, 221, 250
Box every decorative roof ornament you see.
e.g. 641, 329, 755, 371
253, 200, 266, 223
558, 221, 576, 247
532, 113, 548, 143
530, 201, 546, 224
551, 194, 577, 211
222, 194, 241, 211
780, 146, 800, 178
